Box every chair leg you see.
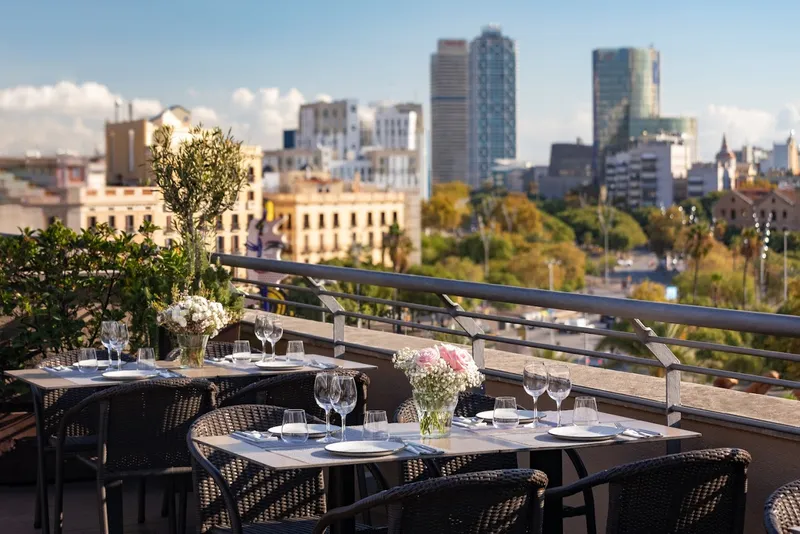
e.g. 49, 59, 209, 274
35, 442, 50, 534
166, 477, 177, 534
161, 485, 169, 517
98, 479, 123, 534
177, 476, 188, 534
33, 465, 42, 529
53, 445, 66, 534
137, 478, 146, 523
356, 465, 372, 525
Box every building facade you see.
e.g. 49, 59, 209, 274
0, 152, 96, 189
262, 147, 332, 173
430, 39, 469, 186
297, 100, 360, 160
687, 135, 737, 198
629, 116, 698, 163
768, 131, 799, 175
467, 26, 517, 188
713, 188, 800, 231
548, 141, 592, 178
592, 47, 661, 181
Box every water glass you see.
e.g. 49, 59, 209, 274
332, 375, 357, 441
254, 315, 273, 361
547, 365, 572, 427
314, 372, 336, 443
232, 340, 251, 367
280, 409, 309, 444
573, 396, 599, 426
362, 410, 390, 441
111, 322, 129, 370
492, 396, 519, 429
268, 320, 283, 360
523, 361, 548, 428
137, 347, 156, 371
286, 340, 304, 363
78, 348, 98, 373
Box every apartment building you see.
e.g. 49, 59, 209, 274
712, 188, 800, 231
296, 100, 360, 160
0, 152, 103, 189
263, 147, 332, 173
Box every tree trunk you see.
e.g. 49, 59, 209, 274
692, 258, 700, 303
742, 258, 749, 308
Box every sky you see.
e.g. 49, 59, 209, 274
1, 0, 800, 163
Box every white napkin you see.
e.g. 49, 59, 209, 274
452, 416, 487, 428
403, 440, 445, 455
231, 431, 275, 445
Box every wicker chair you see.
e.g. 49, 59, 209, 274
52, 378, 218, 534
765, 479, 800, 533
188, 404, 376, 534
312, 469, 548, 534
394, 392, 596, 531
545, 447, 751, 534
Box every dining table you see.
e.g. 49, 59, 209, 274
193, 410, 701, 534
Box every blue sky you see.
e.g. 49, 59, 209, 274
1, 0, 799, 161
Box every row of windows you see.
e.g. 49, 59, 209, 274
87, 214, 150, 232
215, 235, 241, 254
278, 210, 399, 231
720, 209, 790, 221
301, 231, 380, 253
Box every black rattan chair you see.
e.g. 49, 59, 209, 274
53, 378, 218, 534
188, 404, 375, 534
765, 479, 800, 533
394, 391, 596, 531
312, 469, 548, 534
546, 447, 751, 534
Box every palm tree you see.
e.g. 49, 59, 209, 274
381, 223, 413, 274
684, 223, 713, 303
710, 272, 723, 307
739, 228, 760, 308
596, 321, 696, 377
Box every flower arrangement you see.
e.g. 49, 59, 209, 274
156, 294, 229, 368
393, 343, 484, 437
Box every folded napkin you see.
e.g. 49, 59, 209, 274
308, 359, 337, 370
231, 431, 275, 445
619, 426, 663, 439
452, 416, 487, 428
403, 440, 445, 455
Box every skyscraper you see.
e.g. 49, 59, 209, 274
592, 47, 660, 182
467, 26, 517, 188
430, 39, 468, 186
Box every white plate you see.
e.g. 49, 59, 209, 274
74, 359, 111, 369
101, 370, 159, 381
254, 360, 305, 370
548, 425, 623, 441
268, 424, 329, 438
325, 441, 405, 457
476, 410, 544, 423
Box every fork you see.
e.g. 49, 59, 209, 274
614, 422, 661, 438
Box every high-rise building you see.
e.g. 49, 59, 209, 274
629, 116, 698, 163
592, 47, 661, 182
297, 100, 360, 160
467, 26, 517, 188
430, 39, 468, 186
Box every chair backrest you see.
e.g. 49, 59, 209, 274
313, 469, 547, 534
93, 378, 217, 477
188, 404, 326, 534
765, 479, 800, 534
221, 370, 370, 425
603, 448, 750, 534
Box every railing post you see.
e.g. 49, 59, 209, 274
632, 319, 681, 454
305, 277, 345, 358
438, 294, 485, 369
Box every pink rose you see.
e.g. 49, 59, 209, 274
438, 344, 471, 372
415, 347, 440, 369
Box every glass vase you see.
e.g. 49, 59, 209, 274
177, 334, 209, 368
413, 392, 458, 439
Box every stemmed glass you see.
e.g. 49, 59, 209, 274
547, 365, 572, 427
267, 319, 283, 361
523, 361, 548, 428
331, 375, 356, 442
254, 315, 273, 362
100, 321, 116, 365
314, 372, 337, 443
110, 322, 129, 370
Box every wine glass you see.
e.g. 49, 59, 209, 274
547, 365, 572, 427
78, 348, 98, 374
100, 321, 116, 365
331, 375, 357, 442
314, 372, 337, 443
523, 361, 548, 428
137, 347, 156, 371
286, 340, 304, 363
492, 396, 519, 430
267, 320, 283, 361
110, 322, 129, 370
280, 409, 309, 444
363, 410, 389, 441
254, 315, 273, 361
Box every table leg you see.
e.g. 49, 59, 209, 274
328, 464, 356, 534
31, 386, 51, 534
530, 449, 563, 534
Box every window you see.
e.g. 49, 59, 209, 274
304, 235, 310, 252
334, 233, 339, 250
216, 236, 225, 253
108, 215, 116, 228
320, 235, 325, 251
784, 210, 788, 219
125, 215, 134, 232
368, 232, 374, 246
248, 191, 255, 201
232, 214, 240, 230
88, 216, 97, 228
319, 213, 325, 228
48, 216, 57, 226
392, 211, 398, 224
248, 166, 255, 183
731, 211, 737, 220
144, 214, 152, 224
772, 210, 777, 221
351, 212, 357, 227
761, 210, 766, 219
720, 209, 726, 218
216, 217, 224, 230
247, 214, 254, 225
380, 212, 386, 225
233, 235, 240, 254
303, 214, 310, 229
368, 212, 373, 225
333, 213, 339, 228
287, 214, 292, 230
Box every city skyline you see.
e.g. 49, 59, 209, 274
2, 0, 800, 162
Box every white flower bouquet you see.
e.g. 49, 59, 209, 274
393, 343, 484, 437
157, 294, 230, 367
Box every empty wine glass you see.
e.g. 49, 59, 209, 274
573, 396, 599, 426
547, 365, 572, 427
110, 322, 129, 370
78, 348, 98, 374
523, 361, 548, 428
286, 340, 304, 363
492, 396, 519, 430
232, 340, 251, 367
137, 347, 156, 371
363, 410, 389, 441
331, 375, 357, 441
314, 372, 337, 443
268, 320, 283, 361
280, 409, 309, 444
254, 315, 273, 361
100, 321, 116, 365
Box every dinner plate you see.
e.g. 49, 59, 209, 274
254, 360, 305, 370
324, 441, 405, 457
74, 359, 112, 369
268, 424, 329, 438
102, 370, 159, 381
476, 410, 544, 423
548, 425, 623, 441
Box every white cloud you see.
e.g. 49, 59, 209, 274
231, 87, 255, 108
314, 93, 333, 103
191, 106, 219, 124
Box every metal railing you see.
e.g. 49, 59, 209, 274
216, 253, 800, 446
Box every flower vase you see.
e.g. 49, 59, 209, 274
177, 334, 209, 368
413, 392, 458, 439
